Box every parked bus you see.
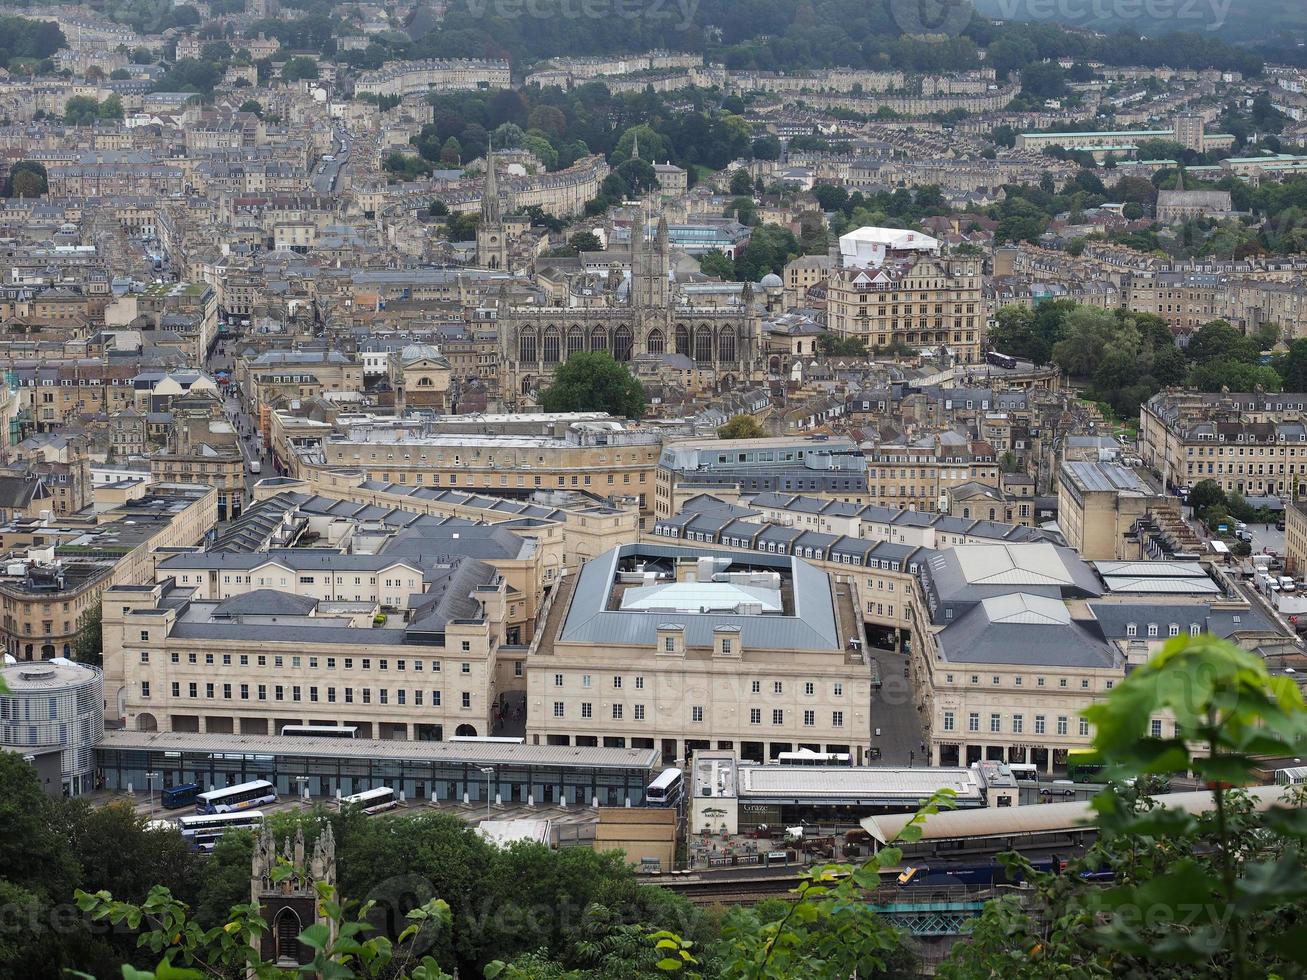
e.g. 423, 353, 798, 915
279, 725, 357, 739
340, 786, 400, 815
986, 351, 1017, 370
774, 750, 852, 766
161, 783, 200, 809
448, 735, 525, 744
1066, 750, 1106, 783
195, 780, 277, 814
178, 811, 265, 850
1007, 763, 1039, 782
646, 768, 684, 805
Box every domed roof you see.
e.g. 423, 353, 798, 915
760, 272, 783, 289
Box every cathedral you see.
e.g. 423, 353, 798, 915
492, 206, 762, 408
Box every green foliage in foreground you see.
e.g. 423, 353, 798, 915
13, 634, 1307, 979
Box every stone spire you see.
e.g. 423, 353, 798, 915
656, 213, 669, 256
1175, 166, 1185, 192
631, 129, 640, 162
481, 146, 500, 225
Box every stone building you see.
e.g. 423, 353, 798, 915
496, 214, 761, 406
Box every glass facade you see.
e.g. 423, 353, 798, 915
0, 663, 103, 797
97, 744, 657, 807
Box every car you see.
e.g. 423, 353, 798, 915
1040, 786, 1076, 798
1277, 520, 1286, 531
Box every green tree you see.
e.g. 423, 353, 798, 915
1186, 320, 1258, 364
1052, 307, 1119, 377
539, 352, 645, 418
698, 249, 735, 280
281, 55, 319, 82
1188, 479, 1226, 513
568, 231, 602, 253
73, 602, 102, 666
239, 99, 263, 118
63, 95, 100, 125
1279, 338, 1307, 391
729, 169, 754, 196
718, 414, 764, 439
8, 160, 46, 197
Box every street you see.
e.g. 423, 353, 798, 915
866, 645, 925, 767
311, 124, 351, 193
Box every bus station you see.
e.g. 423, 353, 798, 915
95, 729, 661, 808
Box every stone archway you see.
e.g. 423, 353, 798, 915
136, 712, 159, 732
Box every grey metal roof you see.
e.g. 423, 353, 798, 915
1088, 602, 1276, 639
935, 602, 1118, 668
558, 544, 840, 651
98, 728, 658, 770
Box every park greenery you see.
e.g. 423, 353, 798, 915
13, 635, 1302, 978
988, 303, 1296, 417
538, 352, 647, 418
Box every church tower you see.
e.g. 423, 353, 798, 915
250, 824, 336, 973
630, 211, 670, 312
477, 148, 508, 271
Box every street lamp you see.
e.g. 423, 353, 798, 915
145, 771, 160, 819
479, 767, 495, 821
293, 775, 309, 804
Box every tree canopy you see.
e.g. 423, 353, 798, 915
718, 414, 765, 439
538, 352, 646, 418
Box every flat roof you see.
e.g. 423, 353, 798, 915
98, 729, 659, 770
862, 784, 1289, 844
738, 764, 985, 805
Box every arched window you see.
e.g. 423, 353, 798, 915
613, 325, 633, 362
718, 326, 736, 362
647, 327, 665, 355
455, 723, 478, 737
416, 377, 432, 386
543, 327, 560, 364
273, 908, 304, 966
675, 324, 690, 357
518, 328, 537, 363
589, 325, 607, 353
694, 325, 713, 364
566, 326, 584, 359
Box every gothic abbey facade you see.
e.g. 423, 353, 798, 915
492, 211, 762, 407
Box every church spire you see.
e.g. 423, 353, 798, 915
631, 129, 640, 162
1175, 166, 1185, 192
481, 144, 501, 225
656, 213, 668, 255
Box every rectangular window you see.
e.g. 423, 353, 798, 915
461, 692, 471, 709
772, 709, 784, 725
554, 673, 564, 687
804, 682, 815, 696
691, 706, 704, 722
613, 676, 622, 689
581, 702, 592, 719
553, 701, 564, 718
1079, 717, 1090, 737
140, 681, 150, 698
1150, 719, 1163, 738
968, 712, 979, 732
773, 681, 783, 694
803, 709, 815, 727
942, 710, 954, 731
1012, 714, 1023, 734
612, 704, 623, 720
1035, 715, 1046, 735
750, 708, 761, 724
990, 713, 1001, 733
634, 704, 645, 720
832, 710, 843, 727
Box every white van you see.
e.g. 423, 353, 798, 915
1281, 576, 1297, 592
248, 460, 262, 474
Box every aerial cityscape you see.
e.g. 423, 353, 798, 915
0, 0, 1305, 976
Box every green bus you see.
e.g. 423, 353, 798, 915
1066, 750, 1105, 783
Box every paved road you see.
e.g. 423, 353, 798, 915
311, 126, 351, 193
1250, 521, 1286, 556
866, 645, 925, 767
